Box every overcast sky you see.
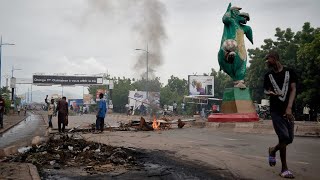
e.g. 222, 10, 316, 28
0, 0, 319, 101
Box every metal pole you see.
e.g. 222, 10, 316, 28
0, 36, 2, 88
0, 36, 15, 88
30, 84, 32, 102
11, 66, 15, 109
146, 44, 149, 99
5, 76, 8, 87
28, 88, 30, 103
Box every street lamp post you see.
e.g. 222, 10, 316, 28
135, 45, 149, 99
11, 65, 22, 109
0, 36, 15, 88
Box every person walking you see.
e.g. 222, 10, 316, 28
17, 105, 21, 116
56, 97, 68, 133
24, 105, 27, 116
139, 103, 146, 116
264, 51, 297, 179
45, 95, 55, 128
173, 101, 177, 114
96, 93, 107, 133
181, 102, 185, 113
0, 95, 5, 128
125, 103, 130, 116
303, 104, 310, 121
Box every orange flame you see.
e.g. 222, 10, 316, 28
152, 116, 160, 130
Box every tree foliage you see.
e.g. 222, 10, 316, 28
210, 68, 233, 99
246, 22, 320, 116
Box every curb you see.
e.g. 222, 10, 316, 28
192, 121, 320, 137
0, 162, 41, 180
28, 163, 41, 180
0, 115, 28, 135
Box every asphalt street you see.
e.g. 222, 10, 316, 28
84, 126, 320, 180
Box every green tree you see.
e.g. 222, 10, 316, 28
112, 77, 134, 112
246, 22, 320, 118
297, 32, 320, 115
0, 87, 12, 114
132, 77, 162, 92
166, 75, 188, 96
210, 68, 233, 99
159, 76, 188, 106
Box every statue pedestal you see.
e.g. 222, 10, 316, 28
208, 88, 259, 122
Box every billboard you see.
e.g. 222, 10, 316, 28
83, 94, 94, 104
96, 89, 107, 101
68, 99, 83, 108
128, 91, 160, 108
33, 75, 103, 85
188, 75, 214, 96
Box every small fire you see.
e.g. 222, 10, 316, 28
152, 116, 160, 130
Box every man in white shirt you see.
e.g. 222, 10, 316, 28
303, 104, 310, 121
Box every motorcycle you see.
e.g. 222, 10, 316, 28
259, 105, 271, 120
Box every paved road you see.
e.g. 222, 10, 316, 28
83, 127, 320, 180
2, 112, 319, 179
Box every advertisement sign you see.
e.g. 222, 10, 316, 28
188, 75, 214, 96
10, 77, 16, 88
83, 94, 94, 104
68, 99, 83, 108
109, 80, 114, 89
128, 91, 160, 108
33, 75, 103, 85
96, 89, 107, 101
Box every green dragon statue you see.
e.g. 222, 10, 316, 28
218, 3, 253, 88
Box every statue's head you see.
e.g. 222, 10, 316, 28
230, 6, 249, 25
239, 12, 250, 24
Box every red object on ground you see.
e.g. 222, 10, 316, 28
208, 113, 259, 122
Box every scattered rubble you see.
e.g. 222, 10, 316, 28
3, 133, 137, 174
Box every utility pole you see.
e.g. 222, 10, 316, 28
30, 84, 32, 102
0, 36, 15, 88
135, 44, 149, 99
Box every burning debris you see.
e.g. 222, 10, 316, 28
3, 134, 137, 174
129, 116, 192, 131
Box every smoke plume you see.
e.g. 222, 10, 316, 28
85, 0, 167, 79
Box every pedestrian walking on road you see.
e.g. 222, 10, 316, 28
264, 51, 297, 179
96, 93, 107, 133
56, 96, 68, 133
303, 104, 310, 121
125, 103, 130, 116
0, 95, 5, 128
45, 95, 55, 128
173, 101, 177, 114
24, 105, 27, 116
17, 105, 21, 116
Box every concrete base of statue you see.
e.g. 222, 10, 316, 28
208, 87, 259, 122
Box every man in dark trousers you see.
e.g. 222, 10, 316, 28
56, 96, 68, 133
264, 51, 297, 179
0, 95, 5, 128
96, 93, 107, 133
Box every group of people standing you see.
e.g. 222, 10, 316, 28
45, 93, 107, 133
45, 95, 68, 133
